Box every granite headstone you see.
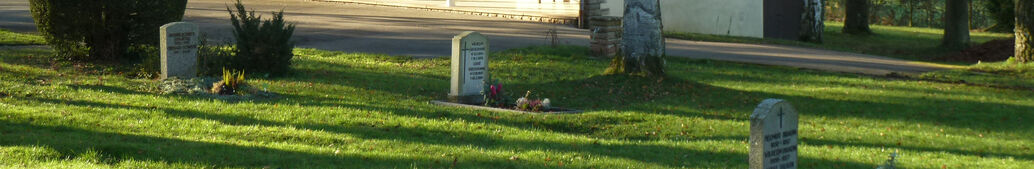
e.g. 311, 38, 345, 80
749, 99, 799, 169
160, 22, 199, 80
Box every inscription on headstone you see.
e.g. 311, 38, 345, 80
160, 22, 199, 80
449, 31, 489, 104
750, 99, 799, 169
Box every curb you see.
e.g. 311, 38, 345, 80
310, 0, 578, 25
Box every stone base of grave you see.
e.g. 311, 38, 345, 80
448, 95, 485, 105
431, 100, 583, 114
590, 16, 622, 58
158, 77, 279, 102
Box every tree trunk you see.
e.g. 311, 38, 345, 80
870, 0, 881, 24
800, 0, 824, 43
942, 0, 970, 50
908, 0, 914, 27
1017, 0, 1033, 63
844, 0, 872, 34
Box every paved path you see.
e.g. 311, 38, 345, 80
316, 0, 578, 24
666, 40, 953, 75
0, 0, 951, 76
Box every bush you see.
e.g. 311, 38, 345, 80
197, 34, 238, 76
226, 0, 296, 76
127, 45, 161, 78
28, 0, 188, 61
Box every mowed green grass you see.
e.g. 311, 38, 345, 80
1, 43, 1033, 168
666, 22, 1014, 63
0, 29, 45, 45
920, 59, 1034, 89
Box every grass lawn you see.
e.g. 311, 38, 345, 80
666, 22, 1014, 63
2, 34, 1033, 168
0, 29, 45, 46
920, 59, 1034, 90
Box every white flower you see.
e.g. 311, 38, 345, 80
516, 97, 528, 105
542, 98, 551, 109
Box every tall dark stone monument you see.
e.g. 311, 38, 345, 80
621, 0, 665, 76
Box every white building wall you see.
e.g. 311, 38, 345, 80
601, 0, 764, 38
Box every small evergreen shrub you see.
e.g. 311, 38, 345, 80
197, 35, 238, 76
28, 0, 188, 61
226, 0, 296, 76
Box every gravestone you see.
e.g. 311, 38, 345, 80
449, 31, 489, 104
749, 99, 799, 169
160, 22, 199, 80
621, 0, 665, 75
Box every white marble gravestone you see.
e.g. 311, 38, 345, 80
449, 31, 489, 104
160, 22, 199, 80
749, 99, 799, 169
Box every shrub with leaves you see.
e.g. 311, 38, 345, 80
28, 0, 188, 61
226, 0, 296, 76
197, 34, 238, 76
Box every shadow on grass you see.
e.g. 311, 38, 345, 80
7, 45, 1032, 167
18, 96, 880, 168
65, 84, 151, 96
292, 56, 1034, 135
0, 121, 563, 168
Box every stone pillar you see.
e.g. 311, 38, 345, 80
590, 16, 622, 58
580, 0, 610, 29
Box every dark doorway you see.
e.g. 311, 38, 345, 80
764, 0, 804, 40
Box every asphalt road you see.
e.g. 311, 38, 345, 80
0, 0, 948, 75
1, 0, 587, 57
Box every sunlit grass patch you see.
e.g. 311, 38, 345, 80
0, 29, 45, 45
1, 39, 1032, 168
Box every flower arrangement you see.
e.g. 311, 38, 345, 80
515, 91, 551, 112
211, 68, 247, 95
482, 76, 508, 107
479, 76, 561, 112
